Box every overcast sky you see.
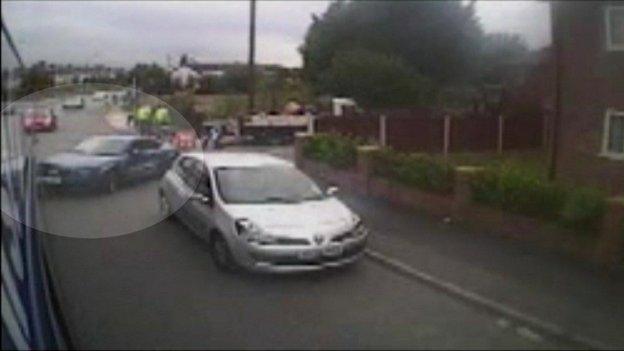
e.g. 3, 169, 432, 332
2, 0, 551, 68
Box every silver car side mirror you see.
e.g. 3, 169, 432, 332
191, 193, 212, 206
326, 186, 339, 196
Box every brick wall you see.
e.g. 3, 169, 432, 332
553, 1, 624, 194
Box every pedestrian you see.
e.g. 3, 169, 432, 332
209, 126, 221, 150
200, 133, 210, 151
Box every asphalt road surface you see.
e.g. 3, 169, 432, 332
33, 97, 566, 349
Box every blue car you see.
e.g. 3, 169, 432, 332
37, 135, 179, 193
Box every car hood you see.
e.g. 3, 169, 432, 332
42, 152, 122, 169
224, 197, 357, 238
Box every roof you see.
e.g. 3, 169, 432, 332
184, 152, 293, 169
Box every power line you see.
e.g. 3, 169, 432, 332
1, 15, 25, 69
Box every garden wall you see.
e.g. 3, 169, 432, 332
294, 133, 624, 267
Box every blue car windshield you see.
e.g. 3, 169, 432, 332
74, 137, 128, 156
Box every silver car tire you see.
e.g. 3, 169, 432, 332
159, 191, 174, 221
210, 234, 236, 272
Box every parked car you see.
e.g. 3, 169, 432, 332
37, 135, 178, 193
92, 90, 109, 101
62, 96, 85, 109
158, 152, 368, 273
22, 107, 57, 133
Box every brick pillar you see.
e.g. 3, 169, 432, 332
294, 132, 313, 169
452, 166, 484, 221
356, 145, 380, 194
594, 198, 624, 266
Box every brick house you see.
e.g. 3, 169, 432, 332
550, 1, 624, 194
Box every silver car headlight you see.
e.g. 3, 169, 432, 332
352, 218, 368, 237
235, 218, 278, 245
234, 219, 309, 245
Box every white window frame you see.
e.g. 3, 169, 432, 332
600, 108, 624, 160
606, 5, 624, 51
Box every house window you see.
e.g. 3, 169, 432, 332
602, 109, 624, 159
606, 6, 624, 51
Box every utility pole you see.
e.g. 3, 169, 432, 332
548, 3, 562, 181
132, 75, 137, 113
247, 0, 256, 115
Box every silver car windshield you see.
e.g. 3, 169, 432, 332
215, 166, 325, 204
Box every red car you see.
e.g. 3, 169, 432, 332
22, 108, 57, 133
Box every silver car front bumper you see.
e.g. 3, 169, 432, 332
235, 236, 367, 273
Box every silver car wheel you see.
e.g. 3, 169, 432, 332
159, 192, 172, 218
106, 173, 118, 193
214, 239, 228, 265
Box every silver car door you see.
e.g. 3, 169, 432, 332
184, 160, 215, 242
163, 157, 188, 216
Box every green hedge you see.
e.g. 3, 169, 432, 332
370, 148, 455, 194
470, 165, 607, 233
302, 134, 360, 169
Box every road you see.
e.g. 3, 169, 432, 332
31, 97, 569, 349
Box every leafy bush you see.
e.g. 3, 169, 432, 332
473, 166, 566, 221
206, 95, 246, 120
470, 164, 606, 233
303, 134, 360, 169
560, 188, 607, 232
371, 148, 455, 194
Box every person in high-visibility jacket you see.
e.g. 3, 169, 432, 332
135, 105, 153, 134
153, 106, 172, 140
154, 107, 172, 126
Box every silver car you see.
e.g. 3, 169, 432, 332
158, 152, 368, 273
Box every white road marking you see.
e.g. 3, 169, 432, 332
517, 326, 544, 343
496, 318, 511, 329
364, 248, 611, 350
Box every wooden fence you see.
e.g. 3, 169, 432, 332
315, 114, 379, 142
314, 111, 545, 153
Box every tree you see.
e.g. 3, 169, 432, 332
253, 68, 314, 113
212, 65, 248, 94
196, 76, 214, 95
300, 0, 483, 94
206, 95, 247, 120
321, 48, 434, 108
479, 33, 531, 85
127, 63, 172, 95
18, 63, 53, 97
162, 93, 203, 131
